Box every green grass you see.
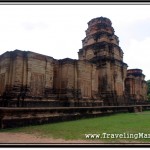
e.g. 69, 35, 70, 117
1, 111, 150, 143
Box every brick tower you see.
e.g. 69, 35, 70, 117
125, 69, 147, 104
78, 17, 128, 105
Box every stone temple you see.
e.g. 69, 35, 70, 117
0, 17, 147, 107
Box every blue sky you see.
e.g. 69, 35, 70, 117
0, 4, 150, 80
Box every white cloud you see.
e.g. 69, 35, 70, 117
124, 37, 150, 80
0, 5, 150, 80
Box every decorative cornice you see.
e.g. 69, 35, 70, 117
89, 55, 128, 67
82, 31, 114, 42
79, 41, 123, 53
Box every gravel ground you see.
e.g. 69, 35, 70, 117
0, 132, 101, 144
0, 132, 144, 145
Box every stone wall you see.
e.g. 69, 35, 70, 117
0, 50, 54, 100
53, 58, 99, 102
0, 50, 101, 106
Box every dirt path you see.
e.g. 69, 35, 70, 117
0, 132, 145, 145
0, 132, 101, 144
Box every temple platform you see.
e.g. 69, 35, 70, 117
0, 105, 150, 129
0, 99, 103, 107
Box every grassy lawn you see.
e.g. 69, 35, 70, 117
1, 111, 150, 143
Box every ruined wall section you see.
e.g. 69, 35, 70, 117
77, 60, 98, 100
0, 50, 54, 99
0, 52, 12, 95
142, 81, 147, 100
0, 50, 26, 97
53, 58, 99, 102
53, 58, 78, 100
26, 52, 54, 98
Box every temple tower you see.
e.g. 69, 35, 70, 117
78, 17, 128, 105
125, 69, 147, 104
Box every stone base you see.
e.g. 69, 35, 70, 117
0, 99, 103, 107
0, 105, 148, 129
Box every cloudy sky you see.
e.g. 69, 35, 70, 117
0, 4, 150, 80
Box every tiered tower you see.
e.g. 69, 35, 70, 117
125, 69, 147, 103
78, 17, 128, 105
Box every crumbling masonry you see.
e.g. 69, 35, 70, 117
0, 17, 147, 107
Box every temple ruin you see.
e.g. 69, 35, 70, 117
0, 16, 148, 107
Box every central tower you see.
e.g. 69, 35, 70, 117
78, 17, 128, 105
